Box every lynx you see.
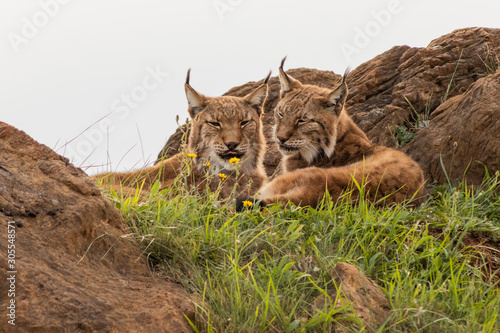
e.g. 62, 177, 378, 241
96, 70, 270, 199
239, 59, 424, 209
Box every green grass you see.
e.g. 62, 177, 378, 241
104, 171, 500, 332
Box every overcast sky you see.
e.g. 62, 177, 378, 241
1, 0, 499, 175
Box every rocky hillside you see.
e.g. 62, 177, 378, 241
0, 123, 193, 332
158, 27, 500, 185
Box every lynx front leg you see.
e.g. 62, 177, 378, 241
259, 167, 347, 208
235, 167, 358, 211
94, 153, 184, 189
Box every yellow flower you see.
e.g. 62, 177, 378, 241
198, 112, 203, 116
242, 200, 253, 207
229, 157, 240, 164
187, 153, 197, 158
218, 173, 227, 180
205, 162, 211, 167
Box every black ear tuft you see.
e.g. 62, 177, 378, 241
279, 56, 291, 83
342, 67, 351, 84
280, 56, 288, 71
264, 70, 272, 84
186, 68, 191, 85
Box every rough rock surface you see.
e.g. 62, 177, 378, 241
0, 122, 193, 332
312, 262, 391, 332
403, 71, 500, 184
157, 27, 500, 184
347, 27, 500, 146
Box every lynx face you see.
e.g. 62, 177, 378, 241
274, 70, 347, 164
94, 71, 270, 200
185, 74, 268, 174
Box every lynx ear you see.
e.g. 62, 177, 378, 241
243, 71, 271, 115
184, 69, 207, 118
278, 56, 302, 96
323, 82, 348, 115
243, 84, 268, 115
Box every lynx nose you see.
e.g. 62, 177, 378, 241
277, 136, 289, 144
226, 141, 239, 151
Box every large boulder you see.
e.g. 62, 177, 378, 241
0, 122, 193, 332
157, 27, 500, 184
403, 71, 500, 185
312, 262, 391, 332
347, 27, 500, 146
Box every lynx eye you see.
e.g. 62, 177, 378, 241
240, 120, 251, 127
207, 121, 221, 128
297, 119, 306, 125
276, 112, 284, 118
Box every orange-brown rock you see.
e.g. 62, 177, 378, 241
157, 27, 500, 184
403, 71, 500, 185
0, 122, 193, 333
312, 262, 391, 332
347, 27, 500, 147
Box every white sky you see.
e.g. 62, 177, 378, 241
1, 0, 499, 174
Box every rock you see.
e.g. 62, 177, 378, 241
347, 27, 500, 147
157, 27, 500, 184
0, 122, 194, 332
403, 71, 500, 185
312, 263, 391, 332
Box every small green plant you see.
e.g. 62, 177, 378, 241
443, 49, 464, 103
391, 96, 432, 148
391, 124, 417, 147
478, 44, 500, 75
406, 96, 432, 130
